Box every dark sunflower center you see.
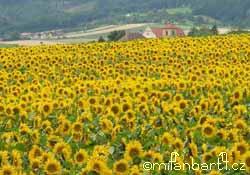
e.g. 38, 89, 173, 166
76, 154, 84, 162
204, 127, 213, 135
47, 163, 58, 173
116, 163, 127, 172
129, 148, 139, 157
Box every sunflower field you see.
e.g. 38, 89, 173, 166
0, 34, 249, 175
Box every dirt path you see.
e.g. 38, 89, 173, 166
0, 40, 61, 46
64, 23, 150, 38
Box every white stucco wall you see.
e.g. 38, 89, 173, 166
143, 27, 157, 38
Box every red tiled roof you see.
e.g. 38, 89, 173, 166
151, 23, 185, 37
164, 23, 179, 29
151, 28, 164, 38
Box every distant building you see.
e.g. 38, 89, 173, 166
143, 27, 157, 38
120, 32, 145, 41
20, 30, 64, 40
143, 23, 185, 38
20, 32, 33, 39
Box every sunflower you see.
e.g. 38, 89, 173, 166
44, 158, 61, 175
40, 101, 53, 116
153, 152, 163, 163
150, 116, 163, 128
121, 102, 131, 113
5, 104, 13, 116
211, 146, 227, 157
86, 157, 107, 174
80, 169, 88, 175
202, 152, 213, 163
47, 135, 62, 148
41, 120, 51, 130
174, 94, 183, 102
173, 138, 184, 151
104, 97, 112, 107
161, 132, 174, 145
143, 150, 154, 161
11, 150, 22, 169
12, 105, 20, 115
110, 104, 121, 115
179, 99, 188, 110
233, 142, 248, 156
28, 145, 42, 161
58, 120, 71, 135
111, 125, 121, 139
77, 111, 93, 123
0, 103, 5, 114
41, 152, 54, 163
74, 149, 88, 165
194, 169, 202, 175
216, 129, 227, 140
53, 142, 72, 160
88, 96, 97, 106
243, 151, 250, 172
209, 170, 222, 175
125, 140, 143, 160
0, 165, 16, 175
227, 129, 238, 141
72, 121, 83, 133
199, 99, 209, 112
233, 105, 247, 115
189, 142, 198, 158
78, 98, 87, 109
100, 118, 113, 133
130, 165, 141, 175
202, 124, 215, 138
30, 158, 40, 172
234, 119, 247, 130
193, 105, 201, 115
124, 110, 135, 122
19, 110, 28, 121
19, 123, 30, 135
72, 131, 82, 142
113, 159, 129, 175
0, 151, 9, 166
161, 91, 172, 101
138, 93, 148, 103
177, 80, 187, 91
232, 89, 242, 101
225, 149, 238, 165
92, 145, 110, 161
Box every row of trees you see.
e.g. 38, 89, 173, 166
98, 30, 126, 42
188, 25, 219, 36
0, 31, 20, 41
188, 25, 250, 37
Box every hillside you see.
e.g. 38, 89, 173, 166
0, 0, 250, 36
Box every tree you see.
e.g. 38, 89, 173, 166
199, 26, 213, 35
188, 27, 199, 36
3, 31, 20, 41
98, 36, 105, 42
107, 30, 126, 41
188, 26, 214, 36
211, 24, 218, 35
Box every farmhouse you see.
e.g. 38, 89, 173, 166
120, 32, 145, 41
143, 23, 185, 38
